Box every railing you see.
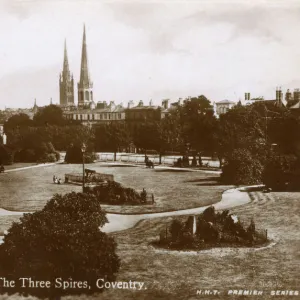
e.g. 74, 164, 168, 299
65, 172, 114, 184
95, 152, 220, 168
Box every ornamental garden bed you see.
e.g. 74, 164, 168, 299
152, 206, 269, 251
84, 181, 154, 205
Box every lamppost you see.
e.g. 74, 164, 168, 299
81, 143, 86, 192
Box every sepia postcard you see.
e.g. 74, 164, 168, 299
0, 0, 299, 299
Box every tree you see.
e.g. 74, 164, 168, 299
33, 105, 67, 126
262, 154, 298, 190
221, 148, 264, 185
65, 143, 97, 164
0, 192, 120, 299
268, 111, 300, 157
95, 123, 131, 161
180, 95, 217, 161
3, 113, 33, 132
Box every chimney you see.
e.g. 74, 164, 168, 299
286, 89, 291, 101
279, 87, 282, 103
103, 101, 107, 108
127, 100, 134, 109
110, 101, 115, 109
162, 99, 169, 109
276, 88, 279, 101
245, 93, 250, 100
293, 89, 300, 101
138, 100, 144, 107
149, 99, 153, 106
96, 101, 104, 109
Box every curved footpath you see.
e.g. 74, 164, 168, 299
0, 162, 258, 236
0, 185, 259, 235
101, 185, 255, 233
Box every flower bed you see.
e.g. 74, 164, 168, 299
153, 206, 269, 251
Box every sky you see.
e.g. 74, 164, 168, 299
1, 0, 300, 109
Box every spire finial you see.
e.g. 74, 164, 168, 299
83, 23, 86, 44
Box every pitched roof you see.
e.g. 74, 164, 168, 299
290, 101, 300, 109
216, 99, 236, 104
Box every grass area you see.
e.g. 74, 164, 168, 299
3, 163, 38, 171
86, 191, 298, 300
0, 163, 229, 213
0, 191, 298, 300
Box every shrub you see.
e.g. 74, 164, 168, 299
0, 145, 15, 165
263, 154, 298, 190
0, 192, 120, 299
85, 181, 146, 205
221, 148, 264, 185
159, 209, 268, 250
85, 151, 98, 163
196, 217, 219, 242
202, 206, 216, 222
65, 144, 97, 164
169, 219, 183, 241
55, 151, 60, 161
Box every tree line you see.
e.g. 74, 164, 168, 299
2, 99, 300, 188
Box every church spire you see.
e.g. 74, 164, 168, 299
59, 39, 75, 106
79, 24, 91, 86
77, 24, 93, 107
62, 39, 70, 79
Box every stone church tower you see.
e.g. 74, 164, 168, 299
59, 40, 75, 106
77, 24, 93, 108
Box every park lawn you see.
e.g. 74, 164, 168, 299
0, 163, 228, 214
79, 191, 298, 300
0, 191, 299, 300
3, 163, 38, 170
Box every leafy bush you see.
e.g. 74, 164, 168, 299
84, 181, 147, 205
65, 144, 97, 164
85, 151, 99, 163
0, 145, 15, 165
263, 154, 298, 191
169, 219, 184, 241
0, 192, 120, 299
221, 148, 264, 185
155, 206, 268, 250
55, 151, 60, 161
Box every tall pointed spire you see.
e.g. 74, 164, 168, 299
79, 24, 91, 86
59, 39, 75, 106
78, 24, 93, 107
62, 39, 70, 79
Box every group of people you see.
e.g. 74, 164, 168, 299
53, 175, 62, 184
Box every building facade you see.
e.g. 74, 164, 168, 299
125, 100, 162, 134
214, 99, 236, 116
64, 101, 125, 126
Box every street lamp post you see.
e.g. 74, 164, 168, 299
81, 143, 86, 192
